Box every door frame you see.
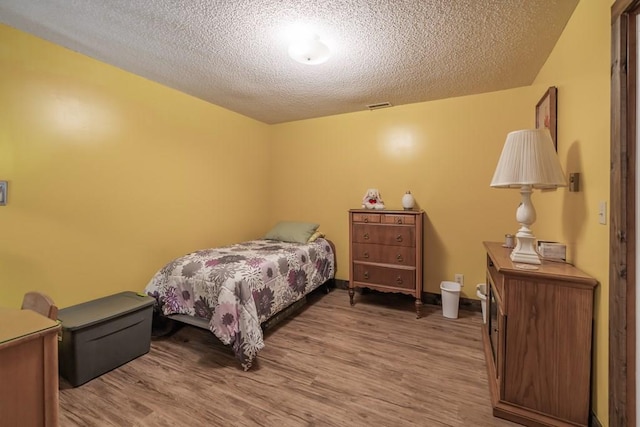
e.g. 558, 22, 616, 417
611, 1, 638, 425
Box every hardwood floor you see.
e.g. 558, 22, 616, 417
59, 288, 518, 427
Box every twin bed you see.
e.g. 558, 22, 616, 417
144, 229, 335, 370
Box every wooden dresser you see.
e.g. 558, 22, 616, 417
0, 308, 61, 427
482, 241, 598, 427
348, 209, 424, 317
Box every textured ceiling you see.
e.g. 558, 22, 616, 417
0, 0, 579, 124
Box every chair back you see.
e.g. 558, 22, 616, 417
21, 291, 58, 320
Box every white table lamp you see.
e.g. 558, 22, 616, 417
490, 129, 567, 264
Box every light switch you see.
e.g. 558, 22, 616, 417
598, 201, 607, 225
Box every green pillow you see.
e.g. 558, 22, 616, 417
265, 221, 320, 244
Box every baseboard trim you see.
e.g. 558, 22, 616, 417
333, 279, 482, 313
333, 278, 349, 289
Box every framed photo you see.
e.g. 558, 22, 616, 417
0, 181, 6, 206
536, 86, 558, 150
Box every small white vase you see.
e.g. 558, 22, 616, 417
402, 191, 415, 210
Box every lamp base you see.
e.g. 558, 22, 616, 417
510, 235, 541, 265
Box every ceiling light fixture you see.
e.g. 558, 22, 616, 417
288, 34, 331, 65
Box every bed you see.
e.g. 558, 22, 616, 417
144, 235, 335, 370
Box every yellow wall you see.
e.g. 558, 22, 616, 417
270, 0, 610, 422
0, 25, 271, 308
269, 87, 544, 295
532, 0, 611, 423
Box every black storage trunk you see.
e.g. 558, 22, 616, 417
57, 291, 155, 387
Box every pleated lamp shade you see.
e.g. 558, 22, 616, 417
490, 129, 567, 189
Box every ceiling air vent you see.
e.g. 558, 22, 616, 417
366, 102, 392, 110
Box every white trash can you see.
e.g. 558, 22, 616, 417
476, 283, 487, 323
440, 281, 461, 319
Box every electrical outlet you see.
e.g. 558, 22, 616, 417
454, 274, 464, 287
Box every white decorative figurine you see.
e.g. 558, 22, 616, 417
401, 190, 415, 210
362, 188, 385, 210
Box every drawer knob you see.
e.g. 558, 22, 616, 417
396, 235, 403, 242
396, 276, 403, 285
364, 271, 369, 279
363, 251, 370, 259
364, 217, 369, 223
364, 233, 370, 240
396, 254, 403, 263
396, 218, 402, 224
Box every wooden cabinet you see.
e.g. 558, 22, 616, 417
0, 308, 61, 427
482, 241, 598, 427
348, 209, 424, 317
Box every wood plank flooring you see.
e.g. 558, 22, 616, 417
59, 288, 519, 427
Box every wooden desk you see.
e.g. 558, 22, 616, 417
0, 308, 61, 427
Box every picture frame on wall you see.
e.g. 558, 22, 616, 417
535, 86, 558, 151
0, 181, 6, 206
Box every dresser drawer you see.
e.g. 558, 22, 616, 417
352, 212, 381, 223
352, 224, 415, 247
353, 264, 415, 290
352, 243, 416, 266
382, 214, 415, 225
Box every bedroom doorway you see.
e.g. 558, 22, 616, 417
611, 1, 638, 426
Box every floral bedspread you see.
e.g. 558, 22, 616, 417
144, 238, 335, 370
